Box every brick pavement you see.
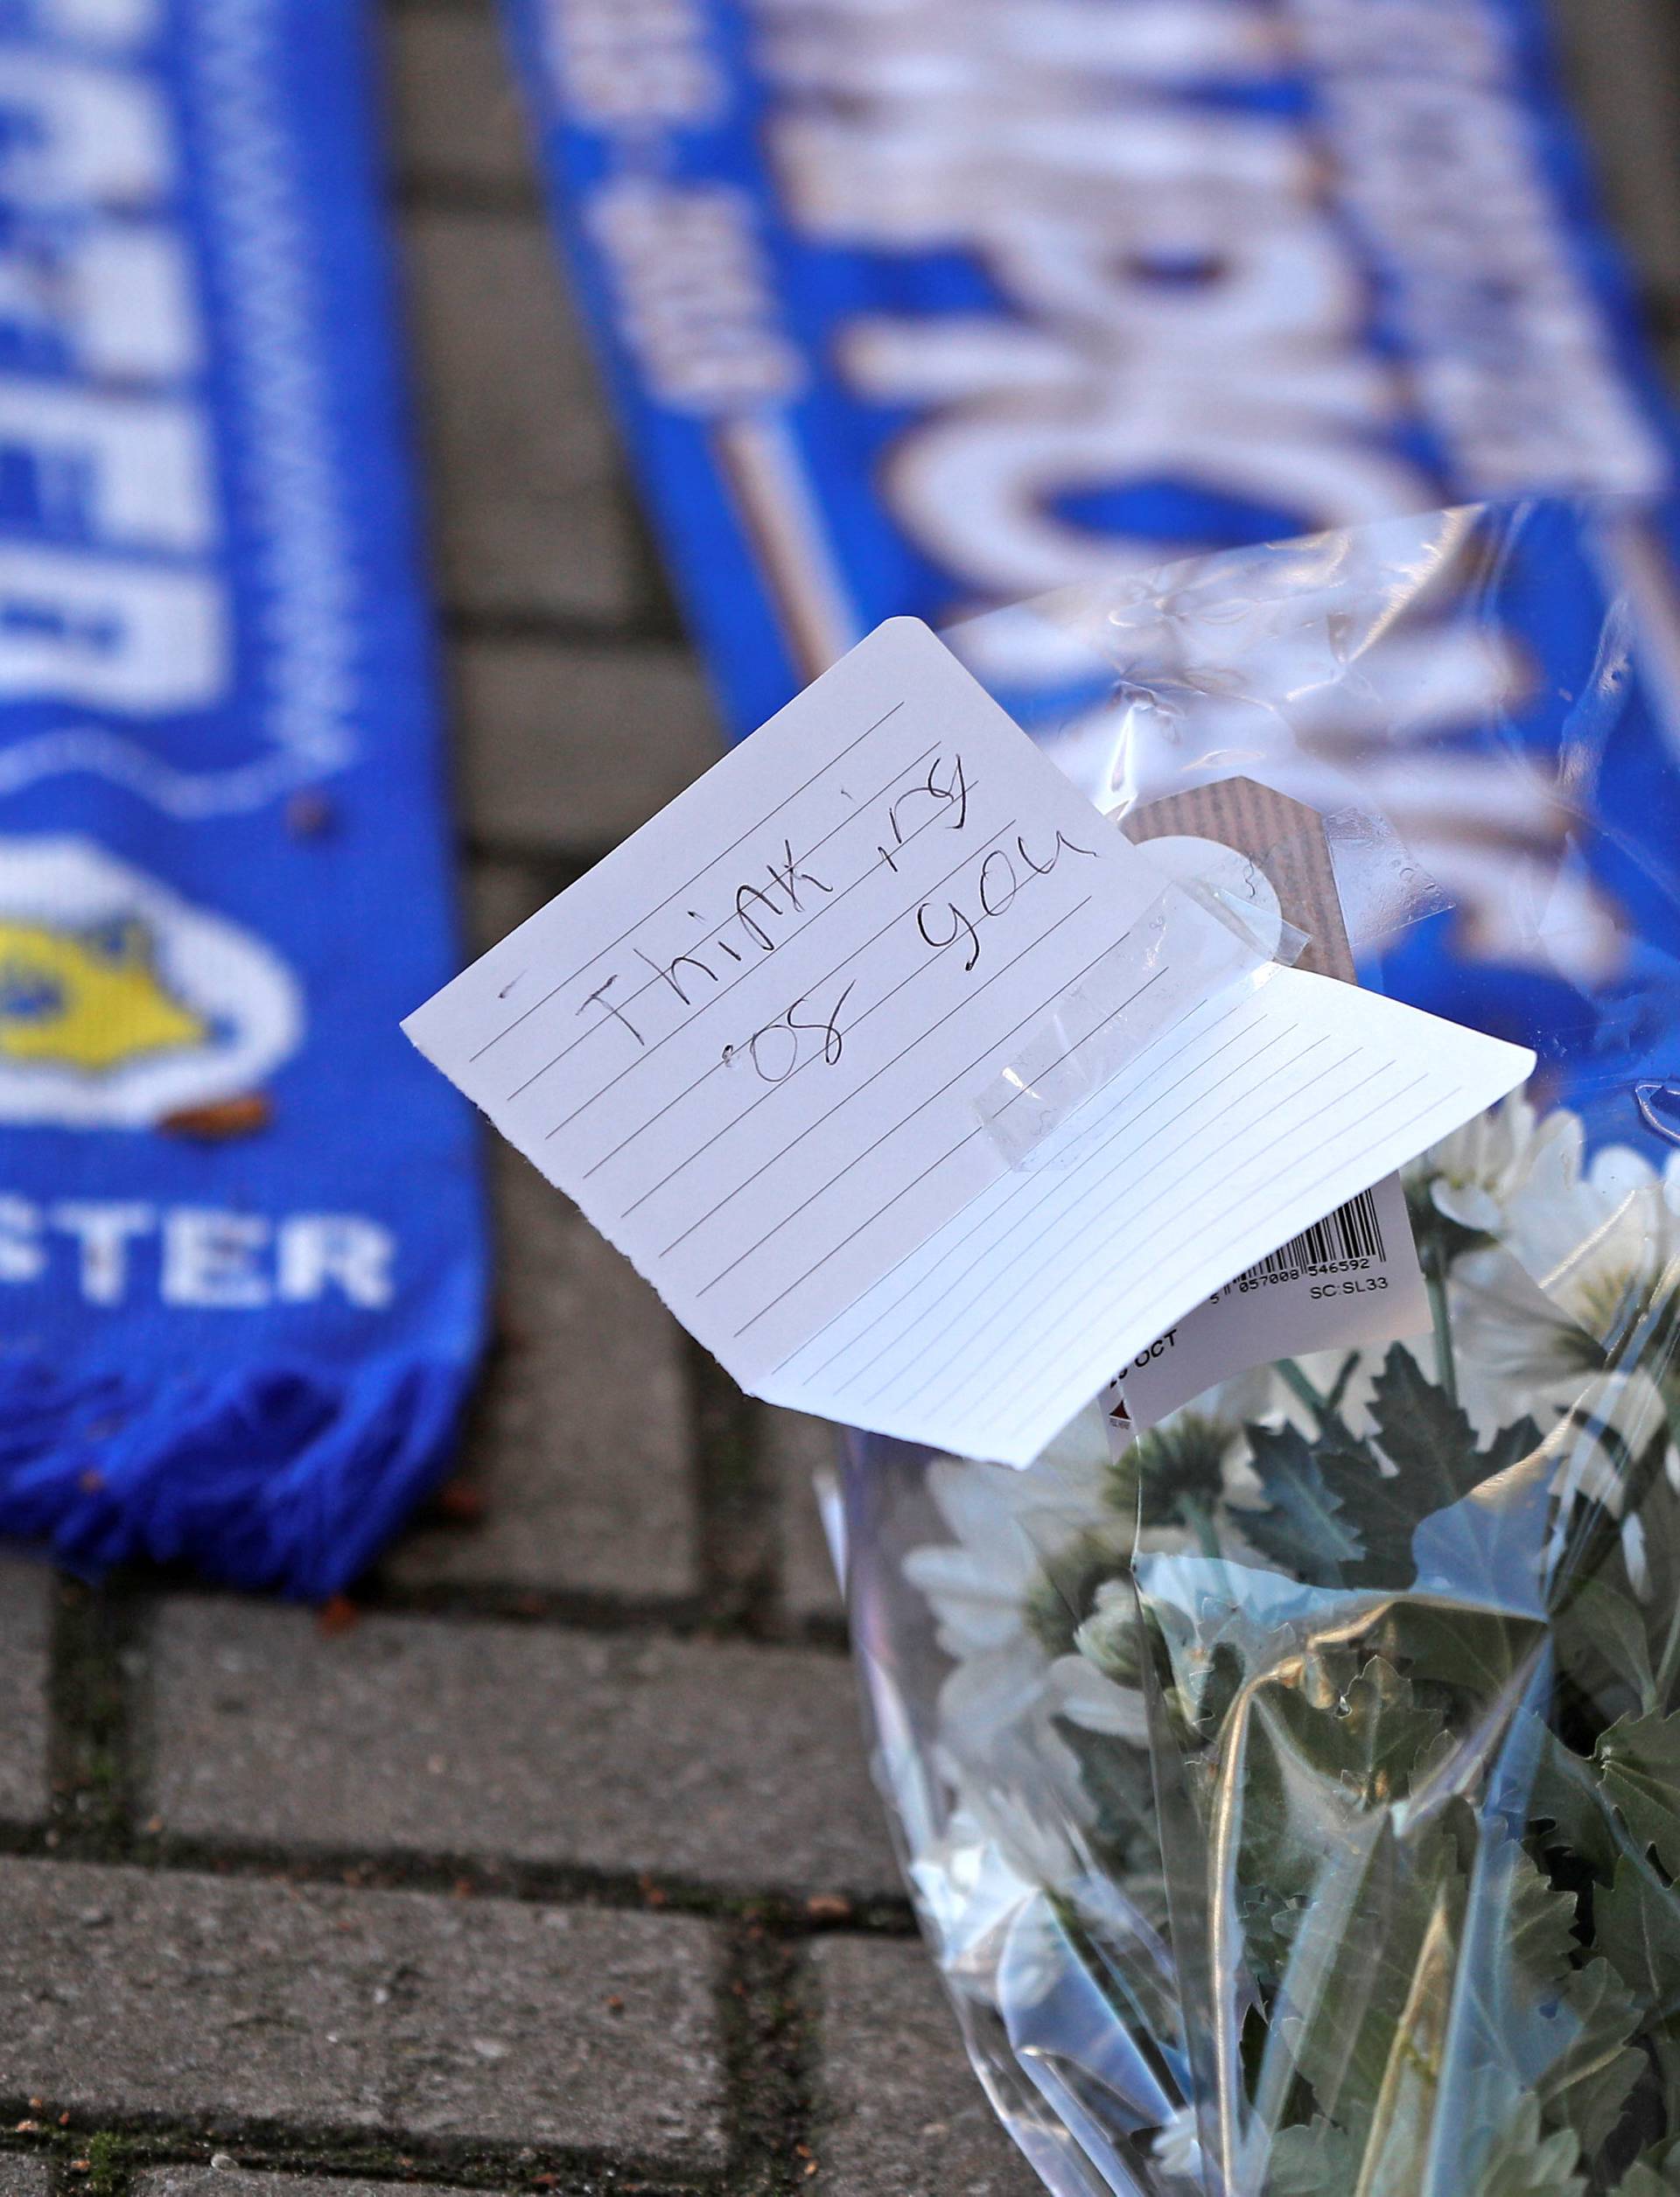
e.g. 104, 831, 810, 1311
0, 1861, 725, 2164
4, 5, 1680, 2197
0, 1563, 50, 1828
810, 1943, 1039, 2197
141, 1603, 895, 1895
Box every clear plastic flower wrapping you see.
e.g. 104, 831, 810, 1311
835, 501, 1680, 2195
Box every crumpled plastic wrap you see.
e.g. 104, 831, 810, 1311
839, 500, 1680, 2194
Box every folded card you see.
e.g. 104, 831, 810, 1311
405, 618, 1534, 1465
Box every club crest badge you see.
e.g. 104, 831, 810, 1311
0, 836, 301, 1128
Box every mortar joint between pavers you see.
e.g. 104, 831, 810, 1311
114, 1829, 918, 1936
128, 1569, 843, 1653
0, 2119, 720, 2197
46, 1578, 141, 1865
684, 1340, 780, 1639
316, 1580, 710, 1638
715, 1927, 818, 2197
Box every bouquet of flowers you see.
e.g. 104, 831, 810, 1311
837, 505, 1680, 2196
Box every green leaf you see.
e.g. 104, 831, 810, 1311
1468, 2087, 1586, 2197
1242, 1420, 1364, 1580
1612, 2138, 1680, 2195
1455, 1832, 1641, 2159
1594, 1853, 1680, 2022
1595, 1710, 1680, 1875
1641, 2026, 1680, 2173
1369, 1344, 1497, 1500
1614, 2165, 1676, 2197
1530, 1958, 1645, 2158
1334, 1345, 1546, 1589
1260, 1654, 1449, 1813
1282, 1814, 1468, 2150
1551, 1574, 1658, 1720
1574, 1466, 1680, 1713
1235, 1654, 1453, 1989
1280, 1825, 1640, 2176
1480, 1414, 1556, 1480
1500, 1823, 1581, 1987
1372, 1599, 1541, 1712
1266, 2117, 1356, 2194
1054, 1718, 1157, 1877
1530, 1728, 1627, 1882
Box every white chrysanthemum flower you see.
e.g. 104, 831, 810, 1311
1048, 1647, 1151, 1742
1423, 1089, 1556, 1235
1073, 1575, 1139, 1670
1437, 1117, 1680, 1581
1452, 1134, 1680, 1412
909, 1788, 1085, 1974
903, 1402, 1129, 1767
904, 1402, 1114, 1660
1122, 1366, 1287, 1521
1513, 1143, 1680, 1356
906, 1370, 1304, 1799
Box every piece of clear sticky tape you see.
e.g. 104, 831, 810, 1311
974, 843, 1308, 1172
1320, 805, 1454, 951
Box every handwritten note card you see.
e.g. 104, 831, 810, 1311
406, 619, 1534, 1466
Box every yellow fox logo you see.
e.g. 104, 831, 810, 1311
0, 916, 209, 1075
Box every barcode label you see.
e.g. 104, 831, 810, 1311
1107, 1170, 1424, 1447
1239, 1187, 1387, 1283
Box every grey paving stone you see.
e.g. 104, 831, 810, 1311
0, 2160, 50, 2197
389, 1140, 699, 1603
1659, 325, 1680, 404
386, 2, 532, 196
456, 637, 724, 853
0, 1558, 52, 1824
766, 1409, 847, 1627
1552, 0, 1680, 304
401, 210, 639, 624
144, 1600, 899, 1896
136, 2175, 469, 2197
812, 1937, 1041, 2197
139, 2176, 462, 2197
0, 1858, 723, 2162
463, 852, 565, 955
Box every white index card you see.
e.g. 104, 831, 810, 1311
405, 618, 1535, 1466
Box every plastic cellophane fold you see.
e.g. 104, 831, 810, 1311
836, 501, 1680, 2196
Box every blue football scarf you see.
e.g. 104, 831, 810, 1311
0, 0, 484, 1596
501, 0, 1680, 1137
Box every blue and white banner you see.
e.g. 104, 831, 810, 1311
502, 0, 1680, 1154
502, 0, 1680, 727
0, 0, 484, 1593
500, 0, 1677, 685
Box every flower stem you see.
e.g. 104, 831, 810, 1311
1325, 1351, 1360, 1418
1178, 1494, 1222, 1559
1425, 1256, 1459, 1410
1276, 1357, 1327, 1419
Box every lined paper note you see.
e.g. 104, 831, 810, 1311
766, 969, 1514, 1460
405, 618, 1535, 1466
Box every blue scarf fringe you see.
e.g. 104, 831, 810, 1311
0, 1354, 468, 1599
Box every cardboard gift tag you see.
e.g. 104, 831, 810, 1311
1102, 781, 1430, 1449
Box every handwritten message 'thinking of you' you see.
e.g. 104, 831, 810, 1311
406, 619, 1534, 1465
